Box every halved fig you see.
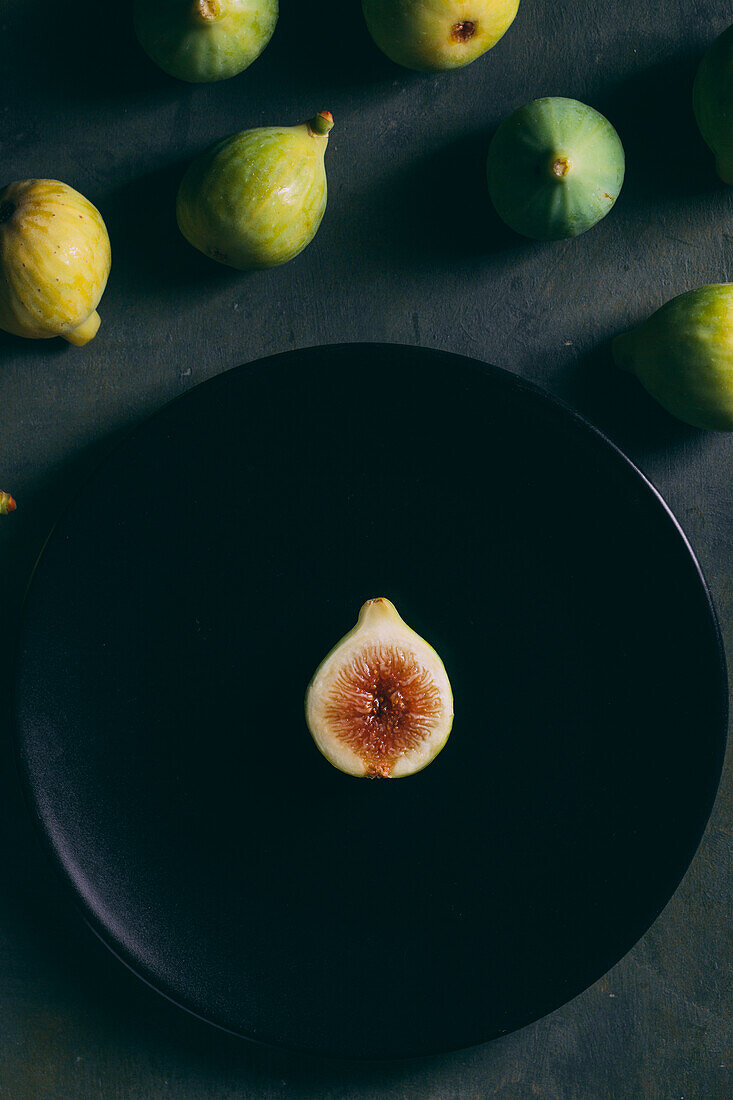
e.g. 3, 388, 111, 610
305, 598, 453, 778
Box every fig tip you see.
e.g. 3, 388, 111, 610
309, 111, 335, 136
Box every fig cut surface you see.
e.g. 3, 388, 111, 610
305, 598, 454, 778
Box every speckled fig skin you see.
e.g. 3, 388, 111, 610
487, 98, 625, 241
176, 112, 333, 270
134, 0, 278, 83
693, 25, 733, 184
362, 0, 520, 72
613, 285, 733, 431
0, 179, 111, 346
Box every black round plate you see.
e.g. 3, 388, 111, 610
13, 345, 727, 1059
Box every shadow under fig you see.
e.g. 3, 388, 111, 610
22, 0, 176, 102
555, 339, 704, 460
0, 328, 75, 359
98, 157, 244, 296
591, 47, 726, 202
258, 0, 395, 96
324, 131, 537, 282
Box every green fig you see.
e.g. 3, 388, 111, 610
613, 285, 733, 431
0, 491, 16, 515
176, 111, 333, 270
487, 97, 625, 241
362, 0, 520, 72
133, 0, 278, 83
305, 598, 454, 779
693, 25, 733, 183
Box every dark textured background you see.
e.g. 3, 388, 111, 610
0, 0, 731, 1096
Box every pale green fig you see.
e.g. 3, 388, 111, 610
305, 598, 454, 779
134, 0, 278, 83
693, 25, 733, 183
176, 112, 333, 270
613, 284, 733, 431
487, 97, 625, 240
362, 0, 520, 72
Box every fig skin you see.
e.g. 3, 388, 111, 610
693, 25, 733, 184
305, 598, 454, 779
362, 0, 520, 73
176, 112, 333, 270
134, 0, 278, 84
487, 98, 625, 241
0, 179, 110, 346
613, 285, 733, 431
0, 492, 16, 515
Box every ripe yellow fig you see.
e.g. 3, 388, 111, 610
362, 0, 520, 72
0, 180, 111, 346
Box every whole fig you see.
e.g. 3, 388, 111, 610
0, 179, 110, 346
362, 0, 520, 72
134, 0, 278, 83
177, 112, 333, 270
613, 285, 733, 431
487, 98, 625, 241
693, 25, 733, 183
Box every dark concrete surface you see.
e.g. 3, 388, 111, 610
0, 0, 731, 1096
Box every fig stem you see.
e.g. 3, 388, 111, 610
192, 0, 224, 23
358, 597, 402, 627
549, 154, 573, 180
308, 111, 334, 137
0, 491, 17, 515
63, 311, 101, 346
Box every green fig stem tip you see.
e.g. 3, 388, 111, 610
309, 111, 334, 137
192, 0, 223, 23
549, 155, 573, 180
0, 491, 17, 515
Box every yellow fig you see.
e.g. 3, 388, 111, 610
362, 0, 520, 72
0, 180, 111, 346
